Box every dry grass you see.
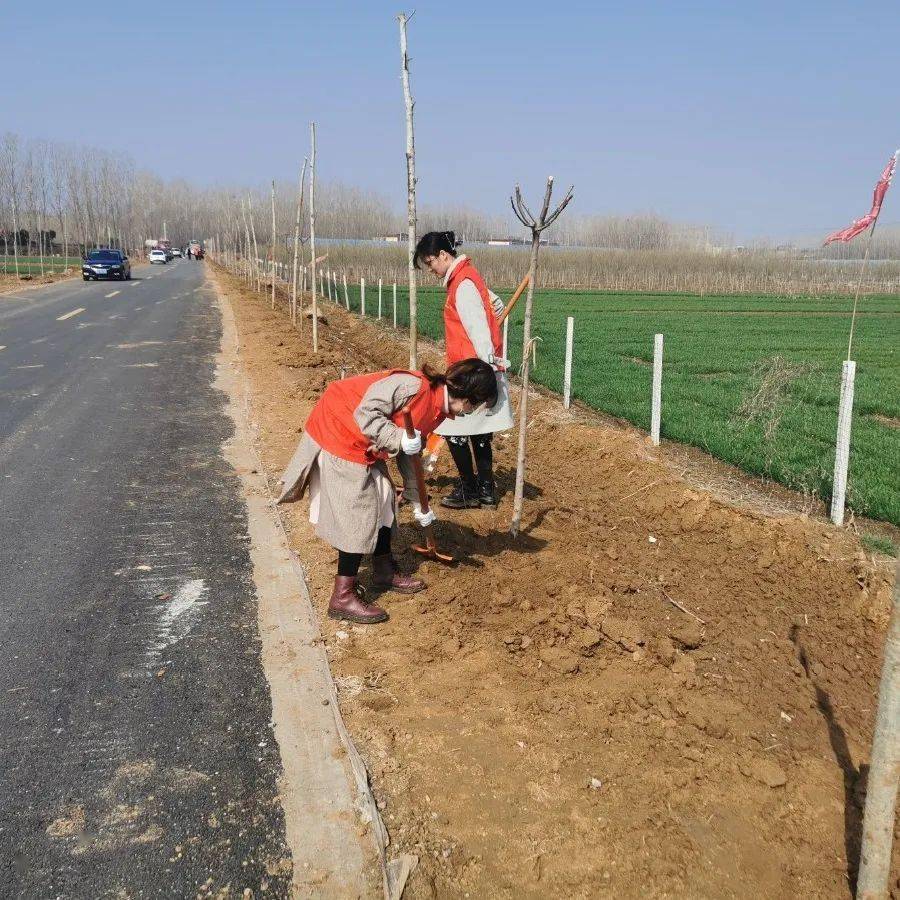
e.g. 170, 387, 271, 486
736, 356, 816, 441
274, 242, 900, 296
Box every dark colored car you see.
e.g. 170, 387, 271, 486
82, 249, 131, 281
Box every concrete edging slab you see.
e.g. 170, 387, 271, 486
212, 277, 414, 899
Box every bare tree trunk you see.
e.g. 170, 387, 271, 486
309, 122, 319, 353
247, 193, 261, 293
11, 193, 20, 279
856, 557, 900, 899
240, 199, 252, 285
508, 177, 575, 537
290, 158, 308, 327
270, 180, 277, 308
509, 230, 541, 537
398, 12, 418, 368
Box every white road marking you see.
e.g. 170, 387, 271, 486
0, 345, 6, 351
57, 307, 85, 321
105, 290, 120, 298
14, 364, 44, 369
122, 363, 158, 368
30, 337, 48, 344
132, 282, 141, 287
147, 578, 209, 663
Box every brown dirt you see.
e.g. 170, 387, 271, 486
211, 264, 898, 900
0, 268, 78, 294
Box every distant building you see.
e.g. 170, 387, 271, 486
488, 237, 513, 246
380, 234, 402, 243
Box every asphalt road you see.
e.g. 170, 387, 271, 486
0, 261, 292, 898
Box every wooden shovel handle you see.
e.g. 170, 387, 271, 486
497, 273, 531, 326
402, 408, 431, 515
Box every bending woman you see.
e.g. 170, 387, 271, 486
276, 359, 497, 624
414, 231, 514, 509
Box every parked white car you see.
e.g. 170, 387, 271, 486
149, 249, 168, 264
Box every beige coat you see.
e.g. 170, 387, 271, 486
276, 373, 426, 554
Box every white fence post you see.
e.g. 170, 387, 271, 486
651, 333, 664, 446
563, 316, 575, 410
378, 278, 383, 319
830, 359, 856, 526
393, 282, 398, 327
343, 273, 349, 310
361, 278, 366, 317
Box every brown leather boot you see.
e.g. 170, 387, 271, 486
327, 576, 388, 624
372, 554, 426, 595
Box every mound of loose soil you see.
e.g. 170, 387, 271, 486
212, 266, 897, 899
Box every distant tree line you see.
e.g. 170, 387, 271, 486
3, 129, 900, 264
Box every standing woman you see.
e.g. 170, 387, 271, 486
414, 231, 514, 509
276, 359, 497, 624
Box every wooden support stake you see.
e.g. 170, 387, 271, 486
290, 161, 307, 326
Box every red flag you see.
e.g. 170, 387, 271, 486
824, 151, 899, 244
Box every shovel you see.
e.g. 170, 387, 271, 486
402, 409, 455, 564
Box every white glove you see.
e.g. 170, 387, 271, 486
412, 504, 436, 527
400, 429, 422, 455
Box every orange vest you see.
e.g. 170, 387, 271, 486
305, 369, 447, 466
444, 259, 503, 367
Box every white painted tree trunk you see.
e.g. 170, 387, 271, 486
361, 278, 366, 317
563, 316, 575, 409
830, 359, 856, 526
378, 278, 383, 319
651, 333, 664, 445
343, 273, 349, 310
393, 282, 398, 327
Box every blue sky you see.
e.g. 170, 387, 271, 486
6, 0, 898, 239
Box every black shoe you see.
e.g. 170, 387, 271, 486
440, 479, 480, 509
477, 478, 498, 509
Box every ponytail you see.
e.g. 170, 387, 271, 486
422, 358, 497, 408
414, 230, 462, 269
